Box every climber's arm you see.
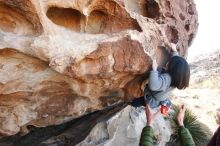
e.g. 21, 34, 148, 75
149, 70, 171, 91
148, 59, 171, 91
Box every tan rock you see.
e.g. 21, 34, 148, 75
0, 49, 123, 135
0, 0, 198, 135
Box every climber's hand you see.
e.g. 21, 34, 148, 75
170, 43, 177, 52
152, 59, 158, 71
177, 105, 186, 126
146, 104, 160, 126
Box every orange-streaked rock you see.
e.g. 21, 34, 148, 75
0, 0, 198, 136
0, 49, 123, 135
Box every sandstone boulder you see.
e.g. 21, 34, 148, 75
0, 0, 198, 136
76, 106, 172, 146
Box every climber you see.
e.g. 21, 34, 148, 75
130, 43, 190, 115
139, 104, 195, 146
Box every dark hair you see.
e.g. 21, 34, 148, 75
167, 56, 190, 89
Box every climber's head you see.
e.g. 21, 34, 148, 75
167, 56, 190, 89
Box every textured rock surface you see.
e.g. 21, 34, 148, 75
0, 48, 123, 136
77, 106, 172, 146
0, 103, 126, 146
0, 0, 198, 136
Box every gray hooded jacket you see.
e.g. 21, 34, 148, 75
144, 51, 179, 108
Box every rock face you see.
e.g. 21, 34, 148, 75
0, 0, 198, 136
76, 106, 172, 146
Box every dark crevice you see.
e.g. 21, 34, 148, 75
46, 7, 82, 32
46, 3, 142, 34
185, 24, 190, 32
188, 33, 194, 46
145, 0, 160, 19
164, 1, 171, 11
179, 13, 186, 21
166, 26, 179, 44
0, 103, 127, 146
156, 46, 171, 67
188, 4, 194, 15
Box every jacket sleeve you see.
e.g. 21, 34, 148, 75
139, 126, 154, 146
179, 126, 195, 146
148, 71, 171, 91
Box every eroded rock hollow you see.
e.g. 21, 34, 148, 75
0, 0, 198, 136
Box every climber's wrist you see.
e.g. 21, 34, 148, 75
146, 120, 152, 126
178, 123, 184, 127
178, 120, 184, 126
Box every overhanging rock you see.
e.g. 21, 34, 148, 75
0, 0, 198, 136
